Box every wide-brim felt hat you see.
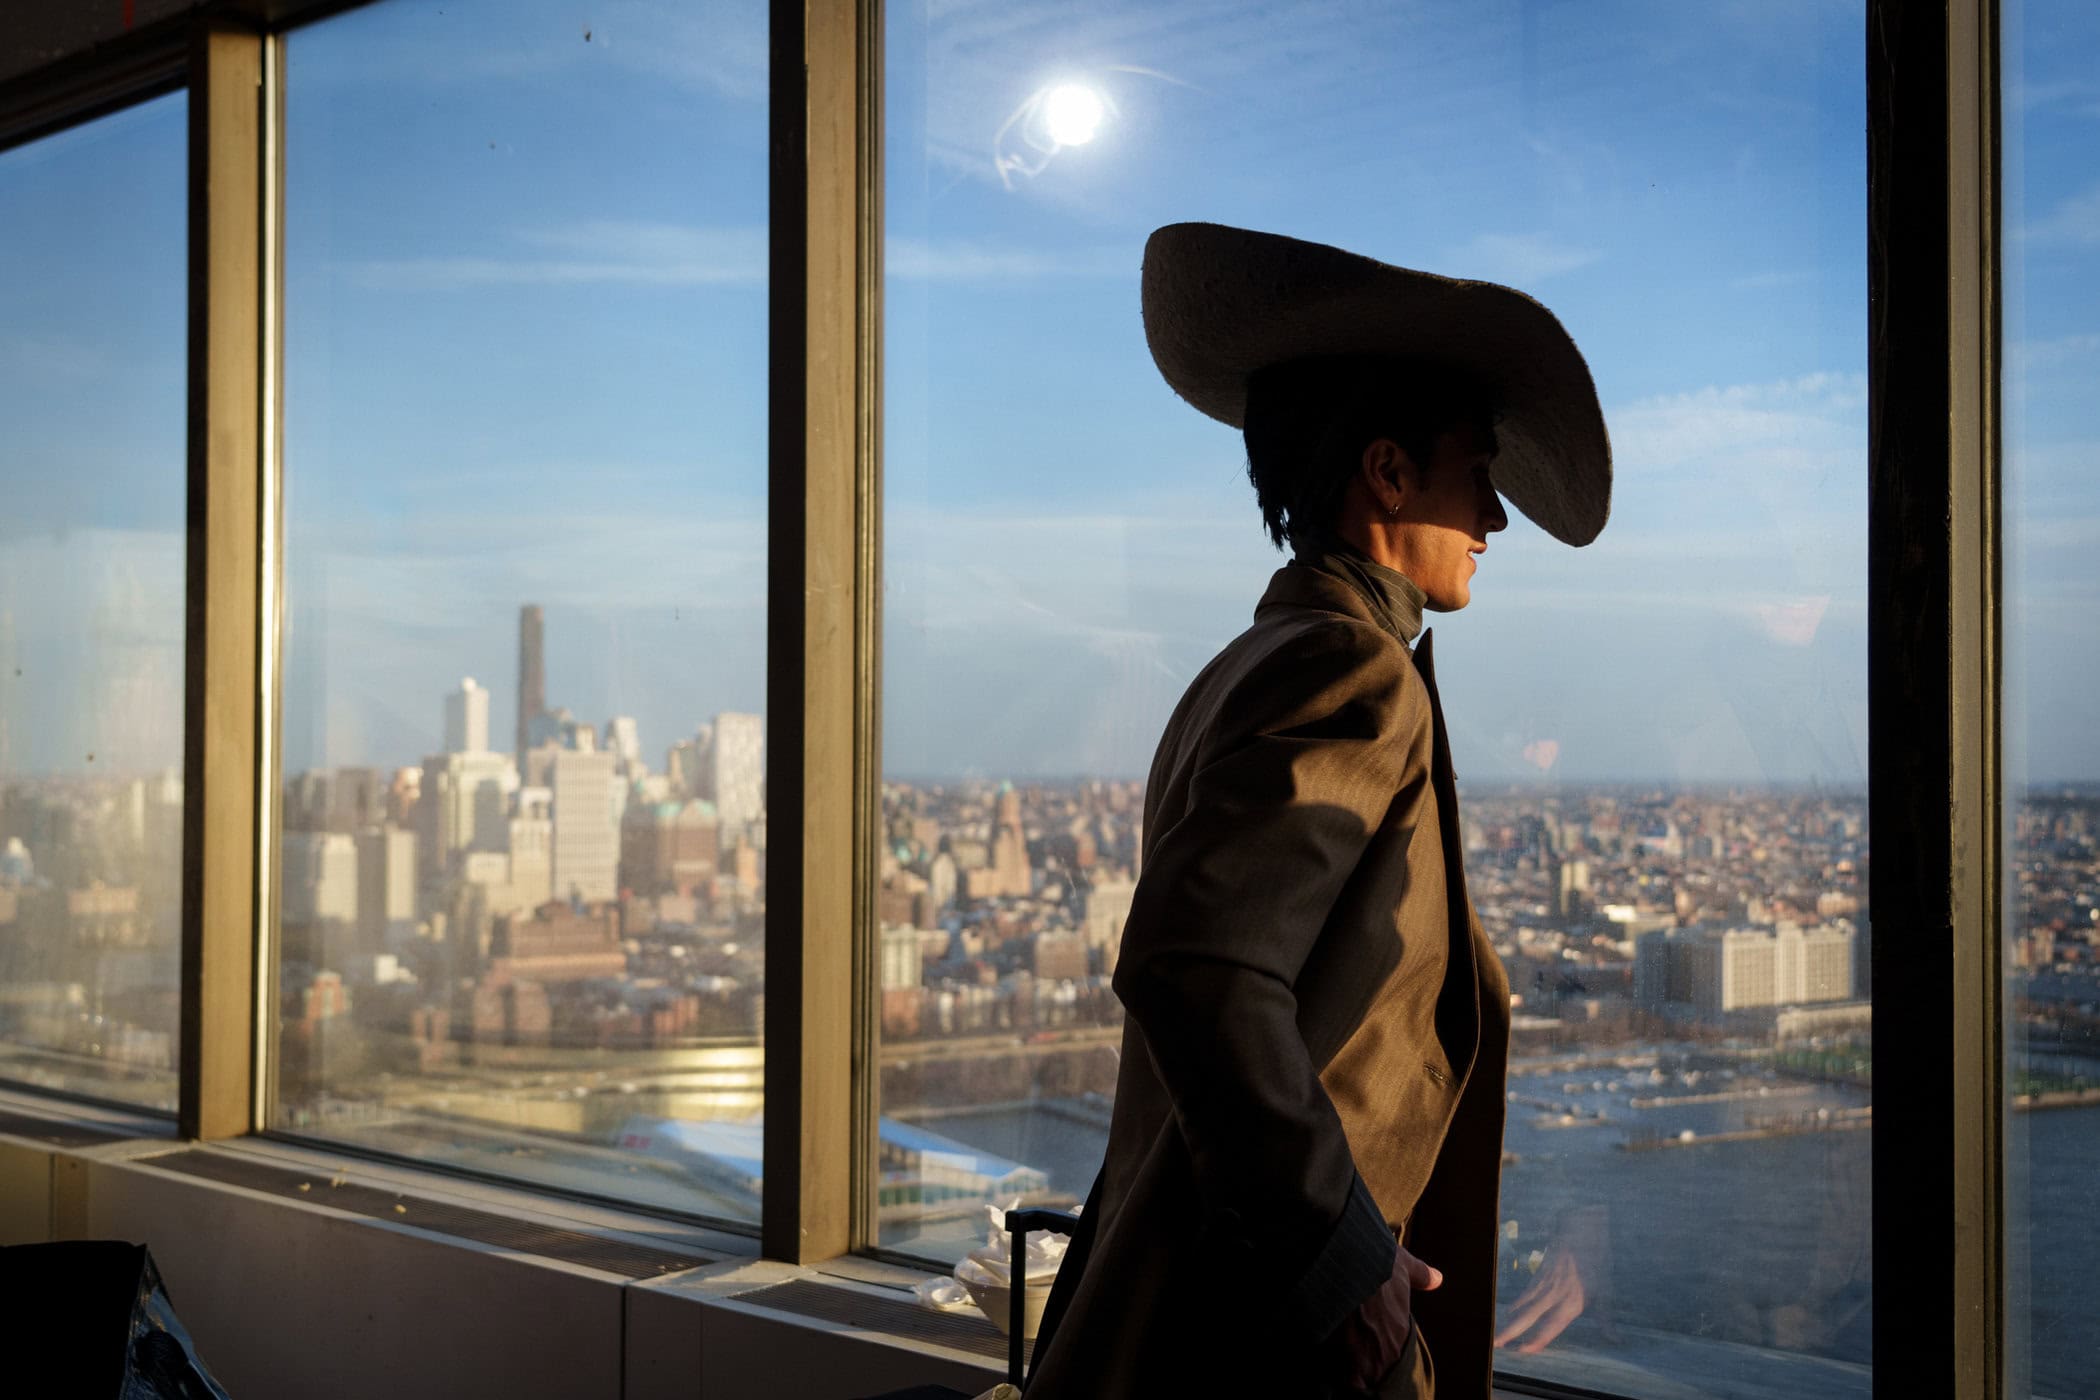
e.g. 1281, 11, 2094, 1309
1141, 221, 1612, 546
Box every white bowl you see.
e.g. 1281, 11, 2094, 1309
956, 1273, 1053, 1339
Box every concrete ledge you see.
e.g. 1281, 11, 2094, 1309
0, 1094, 1013, 1400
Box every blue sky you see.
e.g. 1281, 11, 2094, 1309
0, 0, 2093, 784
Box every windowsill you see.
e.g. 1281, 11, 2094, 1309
0, 1086, 1799, 1400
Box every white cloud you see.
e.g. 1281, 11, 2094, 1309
1609, 372, 1866, 478
1749, 595, 1831, 647
1442, 232, 1601, 285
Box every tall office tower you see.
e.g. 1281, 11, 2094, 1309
604, 716, 642, 771
706, 712, 764, 830
282, 831, 360, 930
1558, 858, 1592, 919
445, 678, 490, 755
329, 767, 386, 832
506, 789, 555, 914
418, 751, 520, 907
355, 825, 417, 952
516, 605, 545, 762
664, 739, 696, 798
1083, 878, 1136, 953
990, 782, 1031, 898
550, 749, 619, 904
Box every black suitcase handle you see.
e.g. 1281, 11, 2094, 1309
1002, 1207, 1080, 1389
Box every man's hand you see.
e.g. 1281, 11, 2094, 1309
1493, 1249, 1584, 1353
1495, 1205, 1610, 1354
1331, 1245, 1440, 1390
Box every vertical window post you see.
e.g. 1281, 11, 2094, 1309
765, 0, 881, 1263
1867, 0, 2004, 1394
179, 19, 267, 1142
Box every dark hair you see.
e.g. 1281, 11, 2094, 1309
1243, 355, 1497, 553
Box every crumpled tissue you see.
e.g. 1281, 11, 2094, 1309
914, 1199, 1074, 1314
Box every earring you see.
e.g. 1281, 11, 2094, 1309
1388, 502, 1401, 518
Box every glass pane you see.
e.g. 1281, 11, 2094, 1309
274, 0, 768, 1223
0, 94, 187, 1111
880, 3, 1868, 1395
2003, 3, 2100, 1395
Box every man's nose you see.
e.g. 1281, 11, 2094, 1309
1485, 492, 1510, 534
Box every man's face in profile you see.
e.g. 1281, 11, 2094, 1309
1391, 420, 1509, 612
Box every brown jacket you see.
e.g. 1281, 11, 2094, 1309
1026, 561, 1511, 1399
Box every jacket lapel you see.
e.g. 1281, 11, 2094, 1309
1411, 629, 1484, 1085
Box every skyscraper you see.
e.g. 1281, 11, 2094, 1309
706, 712, 764, 830
604, 715, 641, 770
444, 678, 489, 755
516, 604, 545, 763
550, 748, 619, 904
418, 750, 519, 907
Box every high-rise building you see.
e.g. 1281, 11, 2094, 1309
419, 751, 520, 905
880, 924, 924, 991
1084, 878, 1136, 962
516, 604, 545, 763
620, 798, 721, 895
505, 790, 555, 913
355, 825, 417, 951
604, 716, 641, 771
551, 749, 619, 903
283, 831, 360, 930
445, 678, 490, 755
329, 767, 386, 832
1558, 858, 1591, 919
706, 713, 764, 830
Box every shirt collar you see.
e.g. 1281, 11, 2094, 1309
1291, 539, 1428, 647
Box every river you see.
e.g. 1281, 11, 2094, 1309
890, 1059, 2098, 1399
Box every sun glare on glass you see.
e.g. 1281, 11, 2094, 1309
1042, 83, 1105, 146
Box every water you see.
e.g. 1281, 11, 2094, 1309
905, 1084, 2100, 1398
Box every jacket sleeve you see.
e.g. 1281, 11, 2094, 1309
1112, 618, 1432, 1345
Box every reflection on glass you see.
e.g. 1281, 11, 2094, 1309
274, 0, 768, 1222
0, 95, 187, 1111
880, 2, 1869, 1394
2004, 3, 2100, 1395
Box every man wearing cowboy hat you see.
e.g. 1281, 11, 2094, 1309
1023, 223, 1612, 1399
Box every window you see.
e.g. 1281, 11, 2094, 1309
2003, 1, 2100, 1392
1, 4, 2077, 1395
0, 92, 187, 1111
271, 0, 770, 1222
878, 3, 1869, 1394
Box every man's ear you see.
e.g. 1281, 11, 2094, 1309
1361, 438, 1415, 516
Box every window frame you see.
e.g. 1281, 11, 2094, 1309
0, 0, 2021, 1394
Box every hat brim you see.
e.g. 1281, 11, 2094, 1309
1141, 222, 1612, 547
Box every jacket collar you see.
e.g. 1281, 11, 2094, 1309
1255, 562, 1435, 662
1255, 561, 1378, 626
